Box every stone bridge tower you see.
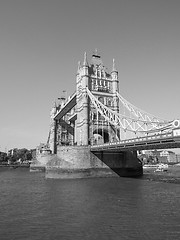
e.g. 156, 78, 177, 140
76, 50, 119, 146
32, 50, 143, 178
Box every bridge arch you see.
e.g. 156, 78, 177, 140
93, 128, 109, 144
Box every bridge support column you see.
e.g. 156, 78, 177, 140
49, 102, 57, 154
121, 150, 143, 177
93, 150, 143, 177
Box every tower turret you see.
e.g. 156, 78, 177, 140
111, 59, 119, 112
111, 59, 118, 80
111, 58, 119, 92
49, 101, 57, 153
76, 61, 81, 75
76, 52, 90, 145
51, 101, 57, 116
82, 52, 89, 76
83, 52, 88, 66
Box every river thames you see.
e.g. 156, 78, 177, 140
0, 168, 180, 240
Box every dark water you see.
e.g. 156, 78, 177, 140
0, 168, 180, 240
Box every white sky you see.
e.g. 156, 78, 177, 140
0, 0, 180, 151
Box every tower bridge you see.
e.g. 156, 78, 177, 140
32, 50, 180, 178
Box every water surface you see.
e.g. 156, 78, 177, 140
0, 168, 179, 240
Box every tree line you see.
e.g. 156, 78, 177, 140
0, 148, 36, 164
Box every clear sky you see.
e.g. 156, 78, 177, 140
0, 0, 180, 152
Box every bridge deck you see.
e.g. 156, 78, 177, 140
90, 132, 180, 152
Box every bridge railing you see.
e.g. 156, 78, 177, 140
54, 91, 76, 120
90, 131, 175, 147
91, 120, 109, 126
60, 91, 76, 109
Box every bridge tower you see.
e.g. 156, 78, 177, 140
49, 101, 57, 153
76, 50, 120, 146
32, 50, 143, 177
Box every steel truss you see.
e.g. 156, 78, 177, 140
86, 88, 179, 136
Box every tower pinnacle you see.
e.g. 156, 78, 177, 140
112, 58, 117, 72
77, 61, 81, 74
51, 101, 57, 116
83, 52, 88, 66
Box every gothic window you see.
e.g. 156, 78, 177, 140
102, 70, 106, 78
107, 98, 112, 107
91, 79, 97, 91
97, 70, 100, 77
91, 79, 94, 90
98, 112, 104, 121
98, 96, 104, 104
93, 113, 97, 120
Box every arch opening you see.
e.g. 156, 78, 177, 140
93, 129, 109, 144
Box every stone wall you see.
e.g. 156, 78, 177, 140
46, 145, 106, 169
45, 145, 143, 178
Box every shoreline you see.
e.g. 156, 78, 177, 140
142, 165, 180, 184
1, 163, 180, 184
0, 164, 30, 168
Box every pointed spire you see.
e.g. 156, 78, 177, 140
83, 52, 88, 66
51, 101, 57, 116
77, 61, 81, 74
53, 100, 57, 109
112, 58, 117, 72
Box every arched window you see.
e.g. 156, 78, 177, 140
98, 97, 104, 104
107, 98, 112, 107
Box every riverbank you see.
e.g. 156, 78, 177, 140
142, 164, 180, 184
0, 163, 30, 168
1, 163, 180, 184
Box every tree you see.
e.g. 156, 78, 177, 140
8, 148, 33, 162
0, 152, 7, 162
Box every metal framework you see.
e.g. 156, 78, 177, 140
86, 88, 179, 136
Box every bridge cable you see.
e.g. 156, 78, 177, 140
86, 87, 175, 135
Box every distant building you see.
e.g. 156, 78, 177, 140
176, 154, 180, 162
140, 149, 178, 163
36, 143, 51, 156
160, 150, 176, 163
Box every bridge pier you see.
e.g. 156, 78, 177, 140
93, 150, 143, 177
33, 145, 143, 178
